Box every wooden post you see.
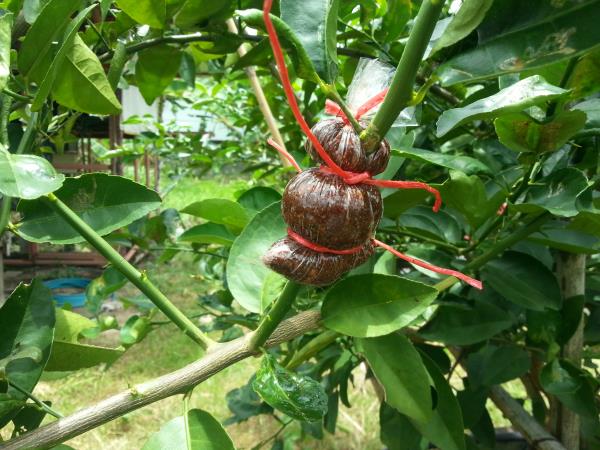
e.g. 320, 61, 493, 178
555, 252, 586, 450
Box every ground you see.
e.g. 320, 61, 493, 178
4, 176, 518, 449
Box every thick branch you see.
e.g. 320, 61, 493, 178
489, 386, 566, 450
0, 311, 321, 450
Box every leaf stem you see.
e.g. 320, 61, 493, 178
321, 83, 363, 134
360, 0, 446, 151
43, 193, 215, 350
285, 330, 339, 370
248, 280, 302, 352
8, 381, 63, 419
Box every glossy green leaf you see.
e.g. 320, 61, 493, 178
281, 0, 339, 83
397, 206, 462, 244
379, 402, 422, 450
495, 110, 586, 153
30, 4, 97, 112
225, 377, 273, 425
419, 298, 515, 345
253, 354, 328, 422
573, 98, 600, 128
466, 345, 530, 388
540, 359, 599, 418
514, 168, 590, 217
51, 35, 122, 115
237, 9, 321, 83
438, 0, 600, 85
359, 334, 432, 425
431, 0, 494, 53
181, 199, 249, 232
482, 251, 561, 311
377, 0, 411, 42
0, 280, 54, 421
383, 188, 431, 219
567, 49, 600, 99
143, 409, 235, 450
17, 0, 79, 80
414, 352, 466, 450
174, 0, 233, 28
0, 146, 64, 199
54, 308, 96, 343
178, 223, 236, 246
116, 0, 166, 28
392, 147, 491, 175
226, 202, 286, 313
135, 45, 182, 105
436, 76, 568, 137
237, 186, 282, 214
529, 221, 600, 254
439, 171, 505, 229
17, 173, 161, 244
120, 315, 151, 345
0, 13, 12, 92
45, 341, 124, 372
321, 274, 438, 338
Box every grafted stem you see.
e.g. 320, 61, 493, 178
360, 0, 446, 151
43, 194, 215, 350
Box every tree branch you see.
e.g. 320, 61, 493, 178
0, 311, 321, 450
489, 386, 566, 450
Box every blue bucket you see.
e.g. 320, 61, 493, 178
43, 278, 91, 307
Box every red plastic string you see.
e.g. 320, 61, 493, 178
372, 239, 483, 290
267, 138, 303, 172
325, 88, 389, 124
288, 228, 364, 255
287, 229, 482, 289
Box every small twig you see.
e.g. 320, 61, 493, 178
8, 381, 63, 419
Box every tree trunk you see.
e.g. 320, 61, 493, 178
555, 252, 586, 450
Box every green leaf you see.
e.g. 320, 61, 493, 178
0, 280, 54, 421
495, 110, 586, 153
17, 173, 162, 244
44, 341, 124, 372
116, 0, 166, 28
540, 359, 599, 418
178, 223, 236, 246
51, 35, 121, 115
392, 147, 491, 175
0, 146, 64, 199
466, 345, 530, 388
0, 13, 12, 92
383, 189, 431, 220
54, 308, 96, 343
377, 0, 412, 42
514, 168, 590, 217
236, 186, 281, 215
17, 0, 79, 80
529, 221, 600, 254
174, 0, 233, 28
482, 251, 562, 311
573, 98, 600, 128
10, 403, 46, 436
431, 0, 494, 53
135, 44, 182, 105
253, 354, 328, 422
419, 298, 515, 345
359, 334, 432, 425
237, 9, 322, 83
439, 171, 505, 229
280, 0, 339, 83
416, 352, 466, 450
226, 202, 286, 313
436, 75, 568, 137
567, 49, 600, 99
438, 0, 600, 85
181, 199, 249, 232
379, 402, 422, 450
143, 409, 235, 450
321, 274, 438, 338
120, 315, 151, 346
30, 4, 98, 112
397, 206, 462, 244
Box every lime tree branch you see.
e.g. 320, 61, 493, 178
43, 193, 215, 350
0, 310, 321, 450
360, 0, 446, 151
